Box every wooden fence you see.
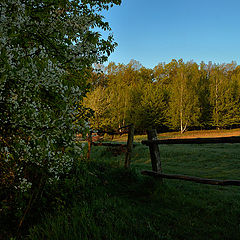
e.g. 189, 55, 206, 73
87, 124, 135, 168
141, 129, 240, 186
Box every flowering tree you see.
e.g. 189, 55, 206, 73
0, 0, 121, 220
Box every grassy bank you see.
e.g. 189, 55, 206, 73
25, 139, 240, 240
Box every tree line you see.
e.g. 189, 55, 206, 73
85, 59, 240, 133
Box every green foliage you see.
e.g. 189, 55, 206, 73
85, 59, 240, 133
167, 60, 201, 132
85, 60, 158, 132
134, 82, 167, 130
0, 0, 121, 236
197, 62, 211, 127
85, 86, 112, 130
209, 63, 240, 128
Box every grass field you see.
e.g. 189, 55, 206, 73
111, 128, 240, 142
27, 130, 240, 240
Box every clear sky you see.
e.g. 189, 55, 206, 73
102, 0, 240, 68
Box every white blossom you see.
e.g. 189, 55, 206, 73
1, 0, 119, 194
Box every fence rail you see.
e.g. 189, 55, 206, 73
87, 124, 135, 167
141, 171, 240, 186
142, 136, 240, 146
92, 142, 136, 148
141, 129, 240, 186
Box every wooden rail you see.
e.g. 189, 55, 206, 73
93, 142, 127, 147
92, 142, 136, 148
87, 124, 135, 167
124, 124, 135, 168
142, 171, 240, 186
141, 129, 240, 186
142, 136, 240, 145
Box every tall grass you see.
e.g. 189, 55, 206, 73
27, 142, 240, 240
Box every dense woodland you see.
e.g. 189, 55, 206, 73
85, 59, 240, 133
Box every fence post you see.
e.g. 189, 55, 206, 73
146, 129, 162, 173
87, 131, 92, 160
124, 124, 134, 168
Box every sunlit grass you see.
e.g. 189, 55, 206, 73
111, 128, 240, 142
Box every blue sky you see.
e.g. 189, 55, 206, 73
102, 0, 240, 68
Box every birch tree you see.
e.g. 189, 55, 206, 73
167, 60, 200, 133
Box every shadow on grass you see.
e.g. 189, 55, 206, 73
27, 154, 240, 240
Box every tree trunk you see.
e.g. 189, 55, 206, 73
87, 131, 92, 160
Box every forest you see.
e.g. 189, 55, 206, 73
85, 59, 240, 133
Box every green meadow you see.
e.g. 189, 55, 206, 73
27, 138, 240, 240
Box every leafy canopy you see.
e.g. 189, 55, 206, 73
0, 0, 121, 198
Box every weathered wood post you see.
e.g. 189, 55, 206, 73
146, 129, 162, 173
87, 131, 92, 160
124, 124, 134, 168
